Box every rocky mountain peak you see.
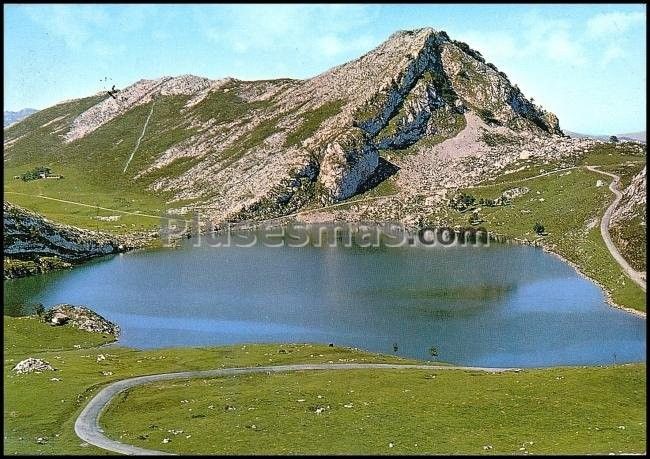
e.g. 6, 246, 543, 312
10, 27, 577, 227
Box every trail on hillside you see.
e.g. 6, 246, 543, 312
123, 99, 156, 174
586, 166, 646, 291
3, 191, 191, 223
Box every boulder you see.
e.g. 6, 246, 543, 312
41, 304, 119, 336
48, 311, 69, 326
501, 186, 530, 200
12, 358, 56, 374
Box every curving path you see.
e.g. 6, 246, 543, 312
75, 363, 520, 456
586, 166, 646, 291
3, 191, 191, 223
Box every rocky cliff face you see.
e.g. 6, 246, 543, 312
3, 202, 131, 278
610, 166, 647, 272
5, 28, 570, 227
612, 166, 646, 223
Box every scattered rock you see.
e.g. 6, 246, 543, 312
12, 358, 56, 374
501, 187, 530, 200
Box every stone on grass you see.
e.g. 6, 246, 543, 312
12, 358, 56, 374
41, 304, 119, 336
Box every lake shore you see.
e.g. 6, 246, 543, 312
3, 314, 646, 455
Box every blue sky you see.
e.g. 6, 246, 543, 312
3, 4, 646, 134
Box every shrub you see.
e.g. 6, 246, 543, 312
21, 166, 51, 181
450, 192, 476, 211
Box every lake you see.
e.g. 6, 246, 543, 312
4, 228, 646, 367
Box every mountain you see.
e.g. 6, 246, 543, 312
4, 108, 37, 127
618, 132, 646, 143
4, 28, 603, 228
565, 130, 646, 143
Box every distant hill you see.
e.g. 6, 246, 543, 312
565, 130, 646, 143
4, 108, 37, 127
618, 132, 646, 142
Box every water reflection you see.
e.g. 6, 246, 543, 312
3, 231, 646, 367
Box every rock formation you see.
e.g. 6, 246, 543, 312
11, 358, 56, 374
3, 202, 135, 278
610, 166, 647, 272
42, 304, 120, 336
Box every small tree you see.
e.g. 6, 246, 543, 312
533, 222, 545, 235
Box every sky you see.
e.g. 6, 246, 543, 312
3, 4, 646, 134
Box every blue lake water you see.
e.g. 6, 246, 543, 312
3, 232, 646, 367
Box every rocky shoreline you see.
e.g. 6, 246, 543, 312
42, 304, 120, 336
11, 304, 120, 375
3, 202, 156, 279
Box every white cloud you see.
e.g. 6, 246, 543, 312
24, 5, 109, 49
457, 16, 587, 67
317, 34, 378, 58
545, 31, 586, 65
318, 35, 344, 57
454, 31, 524, 62
587, 11, 645, 38
601, 45, 625, 66
188, 5, 381, 78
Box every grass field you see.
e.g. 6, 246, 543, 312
2, 316, 415, 455
102, 365, 646, 455
3, 316, 646, 455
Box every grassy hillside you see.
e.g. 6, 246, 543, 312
3, 95, 201, 233
427, 144, 646, 312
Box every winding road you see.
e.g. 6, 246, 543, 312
75, 363, 520, 456
586, 166, 646, 291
